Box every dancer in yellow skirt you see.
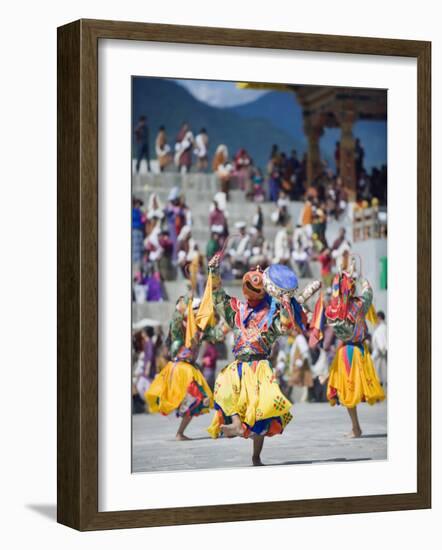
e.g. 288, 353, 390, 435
146, 296, 219, 440
311, 253, 385, 437
205, 255, 313, 466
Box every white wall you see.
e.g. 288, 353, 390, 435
0, 1, 440, 548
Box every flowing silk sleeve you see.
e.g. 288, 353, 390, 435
209, 265, 237, 329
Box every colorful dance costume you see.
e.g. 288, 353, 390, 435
324, 274, 385, 408
146, 296, 215, 418
206, 265, 303, 439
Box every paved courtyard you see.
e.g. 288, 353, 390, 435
132, 401, 387, 473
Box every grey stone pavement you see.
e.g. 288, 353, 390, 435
132, 401, 387, 473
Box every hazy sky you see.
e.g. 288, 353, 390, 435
175, 79, 268, 107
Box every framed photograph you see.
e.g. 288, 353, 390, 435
57, 19, 431, 530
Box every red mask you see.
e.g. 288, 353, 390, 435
242, 269, 266, 304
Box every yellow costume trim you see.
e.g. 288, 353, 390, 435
327, 343, 385, 408
207, 359, 293, 438
146, 360, 213, 416
185, 298, 198, 348
196, 274, 216, 330
366, 303, 378, 326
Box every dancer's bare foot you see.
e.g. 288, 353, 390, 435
346, 407, 362, 439
345, 429, 362, 439
252, 456, 265, 466
221, 423, 244, 438
176, 433, 192, 441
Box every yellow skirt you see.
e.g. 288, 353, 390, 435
207, 359, 293, 439
327, 343, 385, 408
145, 361, 213, 417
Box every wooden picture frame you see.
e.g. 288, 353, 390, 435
57, 18, 431, 531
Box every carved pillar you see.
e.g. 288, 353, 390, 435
339, 110, 356, 196
304, 115, 324, 184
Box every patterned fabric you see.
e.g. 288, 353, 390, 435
327, 343, 385, 408
326, 278, 373, 344
146, 360, 213, 417
168, 296, 222, 362
207, 359, 293, 438
206, 265, 295, 438
209, 265, 296, 362
145, 295, 222, 417
324, 277, 385, 407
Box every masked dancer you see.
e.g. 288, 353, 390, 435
146, 296, 219, 441
310, 253, 385, 437
204, 252, 319, 466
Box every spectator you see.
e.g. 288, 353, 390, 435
194, 128, 209, 172
288, 332, 313, 402
134, 115, 150, 173
267, 150, 281, 203
209, 199, 229, 243
174, 122, 194, 174
201, 341, 218, 390
145, 271, 164, 302
372, 311, 388, 388
251, 167, 265, 202
273, 216, 291, 265
206, 225, 223, 260
292, 225, 310, 277
132, 198, 145, 264
164, 187, 187, 259
233, 148, 253, 194
155, 125, 172, 172
176, 225, 198, 276
212, 144, 233, 197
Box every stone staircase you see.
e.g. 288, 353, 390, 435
133, 172, 347, 254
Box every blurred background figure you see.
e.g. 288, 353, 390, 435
201, 341, 218, 390
131, 78, 388, 420
134, 115, 150, 173
372, 311, 388, 389
212, 144, 233, 197
194, 128, 209, 172
155, 125, 172, 172
175, 122, 194, 174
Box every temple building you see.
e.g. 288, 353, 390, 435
238, 82, 387, 194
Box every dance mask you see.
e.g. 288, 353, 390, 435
242, 267, 266, 304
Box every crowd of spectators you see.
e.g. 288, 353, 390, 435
131, 118, 388, 412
